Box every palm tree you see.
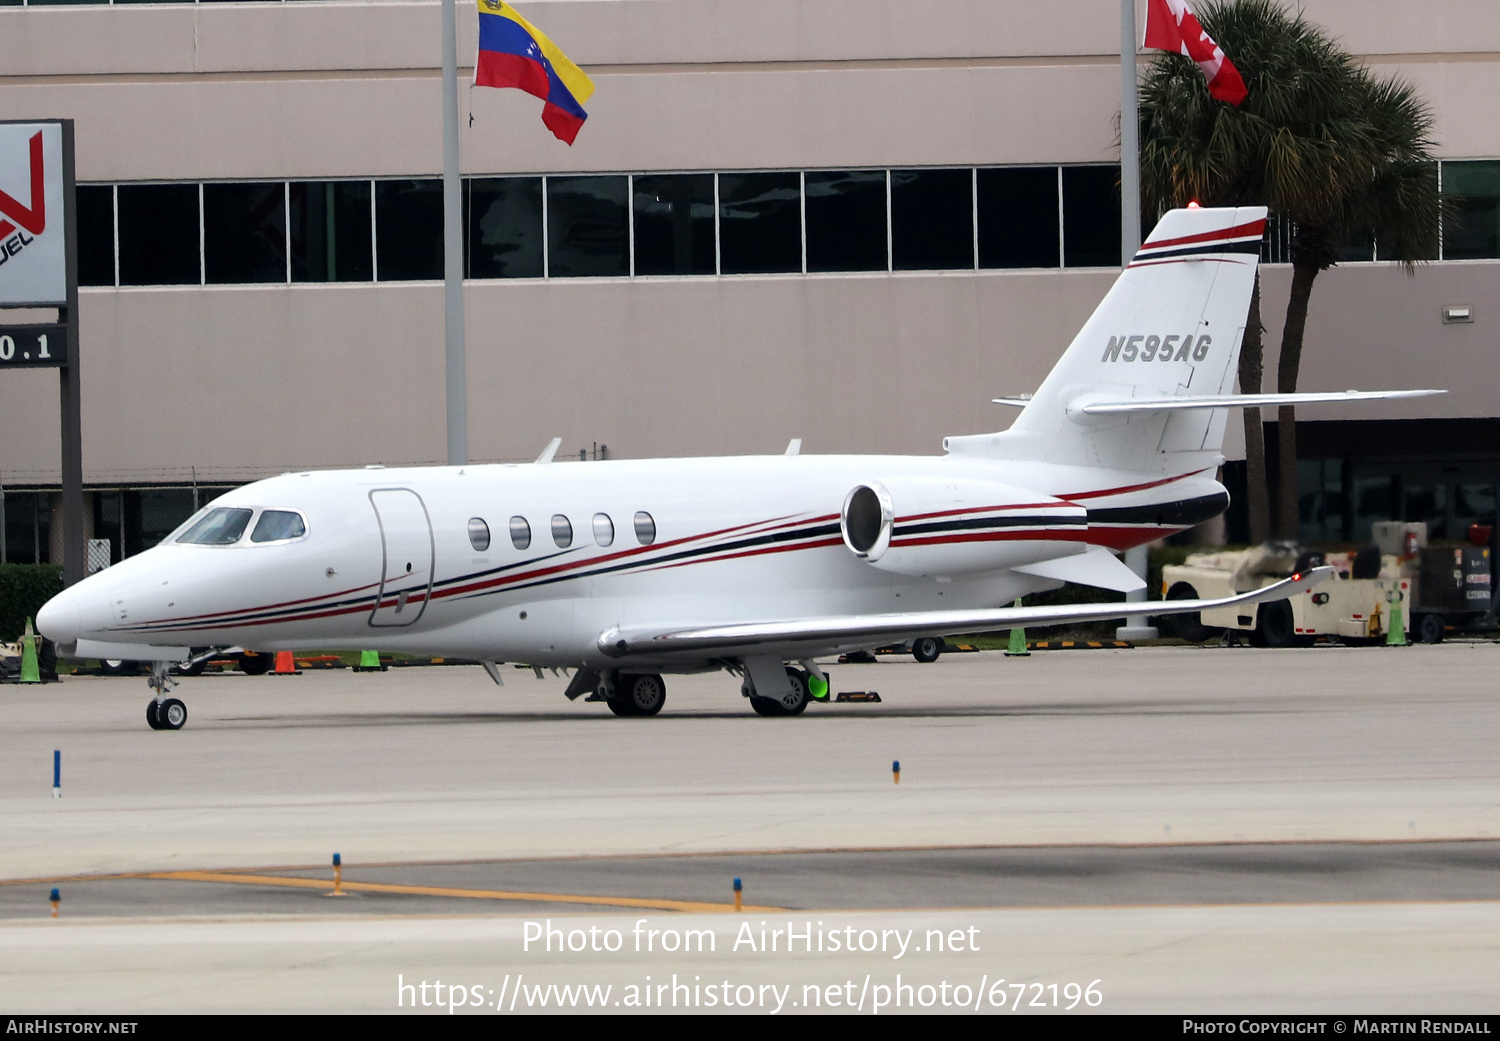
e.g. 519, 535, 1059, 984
1139, 0, 1440, 542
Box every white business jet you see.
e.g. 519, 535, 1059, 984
37, 205, 1436, 729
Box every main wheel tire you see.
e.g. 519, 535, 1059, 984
1252, 599, 1296, 648
1416, 613, 1445, 644
775, 667, 810, 716
238, 651, 273, 676
157, 698, 187, 730
146, 701, 164, 730
172, 654, 207, 677
620, 673, 666, 716
1159, 582, 1217, 643
911, 636, 943, 663
749, 696, 782, 717
102, 659, 138, 677
607, 696, 636, 717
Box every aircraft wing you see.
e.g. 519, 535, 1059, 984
598, 566, 1335, 658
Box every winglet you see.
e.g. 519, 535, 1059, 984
785, 439, 802, 456
535, 437, 563, 464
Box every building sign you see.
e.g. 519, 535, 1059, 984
0, 122, 66, 306
0, 323, 67, 368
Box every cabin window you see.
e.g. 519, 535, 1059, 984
593, 513, 614, 547
634, 511, 656, 546
250, 510, 307, 543
551, 514, 573, 548
467, 517, 490, 552
509, 516, 531, 550
176, 508, 253, 546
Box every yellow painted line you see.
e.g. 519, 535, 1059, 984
143, 871, 782, 914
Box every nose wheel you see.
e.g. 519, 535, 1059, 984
145, 661, 188, 730
147, 698, 187, 730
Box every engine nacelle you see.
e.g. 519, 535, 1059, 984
840, 477, 1087, 577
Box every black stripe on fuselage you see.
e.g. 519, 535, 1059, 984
1133, 240, 1262, 263
448, 521, 845, 601
1086, 491, 1229, 528
895, 513, 1087, 538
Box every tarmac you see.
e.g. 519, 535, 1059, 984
0, 643, 1497, 1013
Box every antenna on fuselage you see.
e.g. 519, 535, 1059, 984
534, 437, 563, 464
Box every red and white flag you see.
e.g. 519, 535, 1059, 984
1144, 0, 1248, 106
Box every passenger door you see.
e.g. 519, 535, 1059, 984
368, 488, 435, 627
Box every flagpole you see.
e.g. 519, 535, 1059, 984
1120, 0, 1141, 264
1117, 0, 1155, 637
442, 0, 468, 466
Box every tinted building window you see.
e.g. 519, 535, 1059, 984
204, 182, 286, 284
805, 170, 887, 273
978, 167, 1060, 268
633, 174, 715, 275
1061, 165, 1121, 268
2, 491, 46, 566
117, 183, 199, 286
1442, 160, 1500, 260
375, 179, 442, 281
547, 175, 629, 278
891, 169, 973, 271
1337, 233, 1375, 263
718, 172, 801, 274
76, 185, 114, 287
290, 181, 372, 282
466, 177, 543, 279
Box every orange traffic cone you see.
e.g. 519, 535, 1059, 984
270, 650, 302, 676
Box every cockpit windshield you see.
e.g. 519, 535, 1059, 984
175, 508, 253, 545
251, 510, 307, 543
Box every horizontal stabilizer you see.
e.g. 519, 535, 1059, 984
1012, 546, 1146, 593
598, 567, 1335, 658
1074, 389, 1444, 416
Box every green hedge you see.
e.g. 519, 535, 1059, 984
0, 564, 65, 642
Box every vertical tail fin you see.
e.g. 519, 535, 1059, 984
972, 205, 1266, 472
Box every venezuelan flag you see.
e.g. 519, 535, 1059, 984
474, 0, 595, 145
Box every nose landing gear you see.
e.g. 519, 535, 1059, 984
145, 661, 188, 731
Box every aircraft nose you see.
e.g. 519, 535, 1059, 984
36, 590, 81, 644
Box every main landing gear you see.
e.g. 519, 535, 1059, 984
746, 666, 812, 717
584, 660, 825, 719
145, 660, 188, 731
605, 672, 668, 717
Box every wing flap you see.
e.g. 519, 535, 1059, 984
597, 566, 1335, 658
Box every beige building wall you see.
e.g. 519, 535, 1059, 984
0, 0, 1496, 484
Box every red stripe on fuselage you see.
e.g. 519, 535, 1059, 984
1058, 470, 1207, 502
428, 512, 836, 603
1084, 524, 1185, 550
890, 529, 1088, 549
1140, 219, 1266, 252
640, 536, 847, 573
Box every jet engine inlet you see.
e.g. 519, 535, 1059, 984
841, 483, 893, 560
